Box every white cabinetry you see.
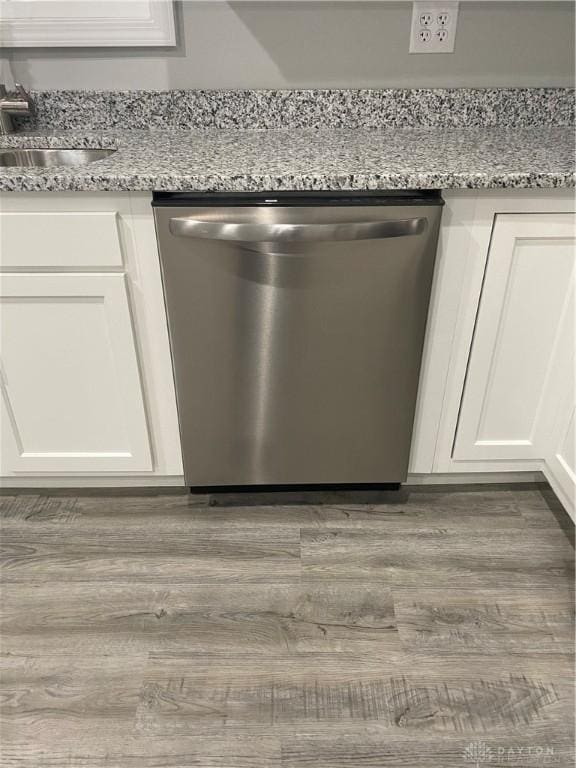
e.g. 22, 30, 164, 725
2, 189, 574, 512
453, 213, 575, 462
0, 1, 175, 48
0, 193, 182, 485
1, 272, 152, 473
411, 191, 575, 518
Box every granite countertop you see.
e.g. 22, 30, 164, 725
1, 88, 574, 192
0, 126, 574, 192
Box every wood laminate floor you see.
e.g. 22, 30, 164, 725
0, 484, 574, 767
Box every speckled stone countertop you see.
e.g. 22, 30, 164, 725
1, 88, 574, 192
1, 127, 573, 192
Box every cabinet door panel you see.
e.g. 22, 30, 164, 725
454, 213, 575, 462
0, 212, 123, 269
0, 273, 152, 474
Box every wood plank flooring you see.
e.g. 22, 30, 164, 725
0, 483, 574, 767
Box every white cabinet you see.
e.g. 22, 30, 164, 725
453, 213, 575, 463
0, 1, 175, 47
1, 189, 574, 508
0, 272, 152, 474
0, 211, 123, 269
411, 191, 575, 518
0, 193, 183, 484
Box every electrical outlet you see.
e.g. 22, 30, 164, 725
410, 1, 459, 54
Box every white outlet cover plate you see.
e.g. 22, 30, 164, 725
410, 0, 459, 54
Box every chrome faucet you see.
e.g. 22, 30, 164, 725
0, 84, 32, 134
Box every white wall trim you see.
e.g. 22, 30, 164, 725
407, 471, 545, 486
0, 475, 186, 489
0, 471, 548, 490
0, 1, 176, 48
544, 451, 575, 522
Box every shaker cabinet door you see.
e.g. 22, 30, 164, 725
453, 212, 576, 463
0, 273, 152, 475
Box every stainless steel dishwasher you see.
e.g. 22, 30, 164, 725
153, 191, 443, 488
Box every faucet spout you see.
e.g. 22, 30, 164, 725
0, 83, 32, 135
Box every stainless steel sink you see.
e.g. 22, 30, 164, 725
0, 148, 116, 168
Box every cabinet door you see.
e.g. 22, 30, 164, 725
0, 273, 152, 475
453, 213, 575, 462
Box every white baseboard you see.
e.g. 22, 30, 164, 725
0, 475, 186, 489
406, 471, 546, 485
1, 471, 545, 491
543, 468, 575, 522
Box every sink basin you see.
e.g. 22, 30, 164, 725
0, 148, 116, 168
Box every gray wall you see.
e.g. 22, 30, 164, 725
4, 1, 575, 90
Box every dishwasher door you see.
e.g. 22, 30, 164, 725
154, 193, 443, 487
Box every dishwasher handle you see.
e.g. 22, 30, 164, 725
169, 216, 427, 243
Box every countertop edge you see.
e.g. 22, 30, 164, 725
0, 173, 574, 193
1, 127, 574, 193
